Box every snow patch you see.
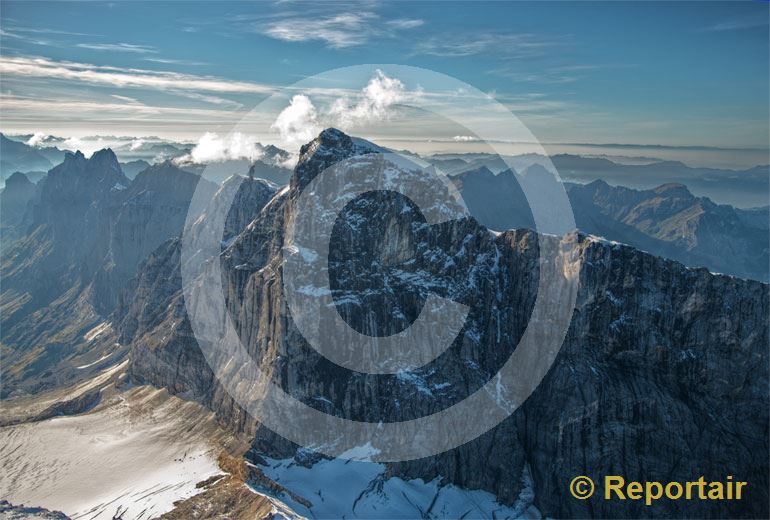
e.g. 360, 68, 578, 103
251, 454, 538, 519
83, 321, 111, 342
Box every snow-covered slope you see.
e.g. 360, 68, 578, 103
0, 386, 237, 519
250, 453, 540, 519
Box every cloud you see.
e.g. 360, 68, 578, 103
453, 135, 477, 142
25, 132, 49, 147
62, 136, 107, 157
110, 94, 142, 104
270, 70, 420, 146
703, 16, 768, 32
170, 90, 243, 109
264, 13, 376, 48
0, 93, 240, 121
260, 12, 423, 48
414, 33, 558, 58
327, 69, 412, 128
5, 26, 95, 37
143, 57, 208, 66
488, 64, 602, 84
76, 42, 157, 53
386, 19, 424, 30
0, 55, 274, 94
271, 94, 321, 144
0, 28, 56, 46
179, 132, 265, 163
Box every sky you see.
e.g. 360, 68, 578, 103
1, 1, 768, 165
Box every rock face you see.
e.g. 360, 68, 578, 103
119, 129, 769, 518
0, 171, 36, 242
0, 152, 217, 397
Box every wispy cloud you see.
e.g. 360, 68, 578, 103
0, 93, 239, 120
76, 42, 158, 53
385, 19, 424, 30
488, 64, 603, 84
702, 16, 768, 32
264, 12, 375, 48
170, 90, 244, 109
260, 11, 424, 48
7, 26, 96, 37
0, 28, 56, 46
0, 25, 99, 46
110, 94, 142, 104
143, 57, 208, 66
0, 55, 274, 94
414, 33, 559, 58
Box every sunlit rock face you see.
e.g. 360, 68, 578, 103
120, 129, 769, 518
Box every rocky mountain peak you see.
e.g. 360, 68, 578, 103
653, 182, 692, 198
292, 128, 383, 192
60, 149, 87, 169
87, 148, 121, 173
49, 148, 126, 191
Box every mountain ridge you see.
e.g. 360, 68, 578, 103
115, 128, 769, 518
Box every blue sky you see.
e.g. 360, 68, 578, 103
1, 1, 768, 156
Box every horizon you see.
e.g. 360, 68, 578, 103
4, 129, 770, 172
1, 1, 768, 168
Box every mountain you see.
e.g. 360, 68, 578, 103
452, 167, 768, 281
0, 152, 217, 397
568, 179, 769, 280
119, 159, 151, 179
0, 172, 36, 242
172, 142, 294, 186
429, 152, 770, 208
0, 133, 56, 181
115, 129, 769, 518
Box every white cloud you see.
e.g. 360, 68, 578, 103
76, 42, 157, 53
110, 94, 142, 104
0, 93, 240, 122
327, 70, 411, 129
0, 56, 274, 94
143, 57, 208, 66
271, 94, 321, 144
129, 139, 144, 151
703, 16, 768, 32
261, 12, 424, 49
180, 132, 265, 164
264, 13, 375, 48
453, 135, 477, 142
25, 132, 49, 147
62, 136, 107, 157
170, 90, 243, 109
270, 71, 420, 145
385, 19, 424, 30
414, 33, 557, 58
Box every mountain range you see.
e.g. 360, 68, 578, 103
455, 166, 769, 281
430, 151, 770, 208
0, 129, 767, 518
